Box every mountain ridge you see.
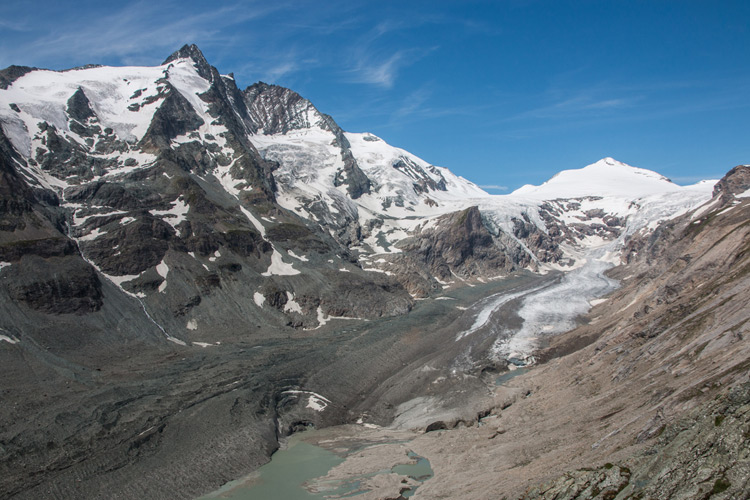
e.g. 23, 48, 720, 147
0, 44, 745, 500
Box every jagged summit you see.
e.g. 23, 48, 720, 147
163, 43, 214, 81
712, 164, 750, 203
163, 43, 208, 67
243, 81, 331, 135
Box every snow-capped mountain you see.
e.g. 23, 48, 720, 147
0, 45, 717, 335
2, 44, 748, 500
243, 81, 488, 252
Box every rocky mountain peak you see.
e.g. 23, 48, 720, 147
243, 81, 327, 135
162, 43, 213, 81
712, 164, 750, 203
243, 81, 372, 199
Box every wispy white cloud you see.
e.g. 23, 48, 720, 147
235, 58, 302, 85
349, 51, 408, 88
0, 19, 33, 32
511, 92, 641, 121
0, 1, 283, 68
340, 18, 438, 89
393, 86, 432, 118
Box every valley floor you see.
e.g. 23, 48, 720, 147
2, 273, 556, 500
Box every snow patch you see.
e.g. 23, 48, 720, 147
288, 250, 309, 262
284, 292, 302, 314
155, 260, 169, 293
281, 390, 331, 412
150, 198, 189, 237
78, 227, 107, 242
103, 271, 142, 288
186, 319, 198, 330
691, 197, 722, 219
240, 206, 266, 237
262, 248, 300, 276
0, 334, 20, 344
305, 306, 363, 330
253, 292, 266, 307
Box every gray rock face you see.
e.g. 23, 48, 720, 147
243, 82, 371, 199
139, 83, 205, 151
5, 255, 103, 314
400, 206, 509, 280
521, 464, 631, 500
0, 130, 35, 227
521, 382, 750, 500
66, 87, 96, 122
244, 82, 323, 135
712, 164, 750, 203
392, 157, 447, 194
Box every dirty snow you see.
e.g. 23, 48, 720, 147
156, 260, 169, 293
150, 198, 189, 236
283, 292, 303, 314
281, 390, 331, 412
262, 248, 300, 276
0, 334, 20, 344
287, 250, 309, 261
78, 227, 107, 242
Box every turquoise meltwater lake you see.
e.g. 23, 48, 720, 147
198, 430, 433, 499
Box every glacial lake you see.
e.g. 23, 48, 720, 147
198, 430, 433, 499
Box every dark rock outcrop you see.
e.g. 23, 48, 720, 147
66, 87, 96, 122
399, 206, 510, 280
5, 255, 103, 314
712, 164, 750, 204
0, 65, 36, 89
139, 83, 204, 151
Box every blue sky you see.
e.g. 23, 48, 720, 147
1, 1, 748, 191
